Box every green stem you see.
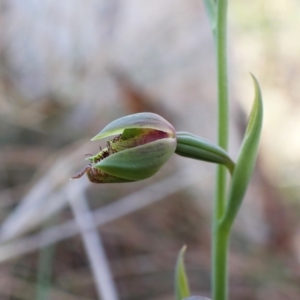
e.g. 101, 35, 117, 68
212, 0, 229, 300
217, 2, 229, 151
212, 226, 229, 300
36, 244, 55, 300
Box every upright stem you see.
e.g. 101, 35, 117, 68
212, 225, 229, 300
217, 1, 229, 150
212, 0, 230, 300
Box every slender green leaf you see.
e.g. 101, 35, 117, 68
203, 0, 217, 36
35, 218, 57, 300
175, 246, 190, 300
175, 131, 235, 175
221, 75, 263, 230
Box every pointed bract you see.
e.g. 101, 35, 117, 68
221, 74, 263, 230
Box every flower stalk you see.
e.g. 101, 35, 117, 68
213, 0, 230, 299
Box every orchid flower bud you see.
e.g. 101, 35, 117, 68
71, 112, 176, 183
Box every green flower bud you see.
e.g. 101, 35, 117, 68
175, 131, 235, 174
71, 113, 176, 183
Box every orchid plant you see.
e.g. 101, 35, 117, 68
72, 0, 263, 299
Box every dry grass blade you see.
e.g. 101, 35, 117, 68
0, 144, 89, 242
0, 167, 208, 262
67, 186, 119, 300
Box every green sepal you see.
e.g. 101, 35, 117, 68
94, 138, 176, 181
175, 245, 191, 300
175, 132, 234, 174
220, 75, 263, 230
91, 112, 175, 140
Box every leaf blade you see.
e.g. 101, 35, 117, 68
175, 246, 191, 300
203, 0, 217, 36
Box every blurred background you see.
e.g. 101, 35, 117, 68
0, 0, 300, 299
